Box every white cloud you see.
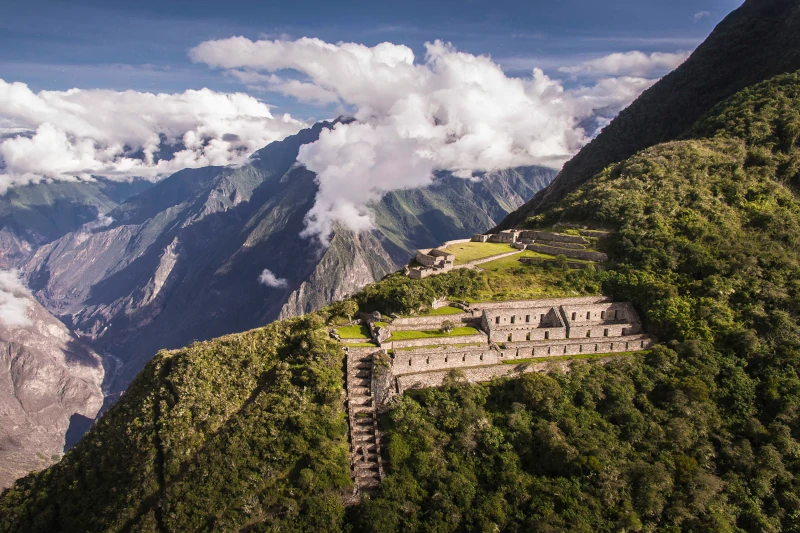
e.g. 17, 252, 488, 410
193, 37, 668, 242
258, 268, 288, 288
559, 51, 689, 78
693, 11, 711, 23
0, 269, 32, 328
0, 80, 306, 193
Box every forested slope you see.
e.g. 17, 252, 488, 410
499, 0, 800, 228
3, 31, 800, 533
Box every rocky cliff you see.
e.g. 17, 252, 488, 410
0, 272, 103, 489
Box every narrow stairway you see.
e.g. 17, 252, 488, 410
345, 348, 385, 499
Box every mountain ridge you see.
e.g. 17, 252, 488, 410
498, 0, 800, 229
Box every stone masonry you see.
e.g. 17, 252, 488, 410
340, 296, 655, 497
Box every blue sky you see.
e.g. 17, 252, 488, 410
2, 0, 743, 118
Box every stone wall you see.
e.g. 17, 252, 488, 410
520, 231, 588, 244
562, 302, 632, 325
487, 233, 516, 243
537, 241, 586, 250
394, 356, 623, 395
386, 332, 487, 349
527, 243, 608, 262
471, 234, 489, 242
415, 250, 438, 267
392, 347, 499, 375
468, 296, 610, 311
388, 313, 475, 331
500, 334, 653, 359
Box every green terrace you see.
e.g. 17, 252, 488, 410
441, 242, 516, 264
385, 326, 482, 342
401, 306, 464, 317
335, 324, 371, 339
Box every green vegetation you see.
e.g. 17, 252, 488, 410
442, 241, 516, 264
346, 342, 379, 348
355, 72, 800, 531
416, 306, 464, 316
5, 20, 800, 533
336, 324, 371, 339
386, 327, 481, 342
0, 314, 350, 532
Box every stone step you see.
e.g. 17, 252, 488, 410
354, 462, 380, 472
357, 476, 381, 488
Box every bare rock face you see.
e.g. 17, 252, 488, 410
279, 226, 396, 320
0, 271, 103, 489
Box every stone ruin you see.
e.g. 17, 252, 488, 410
405, 248, 456, 279
352, 296, 653, 403
340, 295, 654, 498
471, 229, 609, 262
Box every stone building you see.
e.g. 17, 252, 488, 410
407, 248, 456, 279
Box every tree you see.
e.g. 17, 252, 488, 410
441, 320, 455, 333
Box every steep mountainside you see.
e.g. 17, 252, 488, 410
0, 179, 153, 269
0, 279, 103, 489
3, 65, 800, 530
19, 123, 552, 396
499, 0, 800, 228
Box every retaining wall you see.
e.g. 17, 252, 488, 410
520, 231, 588, 244
499, 334, 654, 359
389, 313, 473, 331
394, 356, 623, 394
536, 241, 586, 249
468, 296, 610, 311
392, 347, 499, 375
385, 332, 487, 349
527, 243, 608, 262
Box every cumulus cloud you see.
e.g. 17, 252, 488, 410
559, 51, 689, 78
0, 269, 32, 328
258, 268, 288, 288
693, 11, 711, 23
193, 37, 672, 242
0, 79, 306, 193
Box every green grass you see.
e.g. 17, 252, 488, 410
422, 306, 464, 316
455, 250, 602, 302
346, 342, 379, 347
336, 325, 371, 339
386, 327, 481, 342
373, 321, 389, 327
402, 306, 464, 317
442, 242, 516, 264
502, 350, 647, 364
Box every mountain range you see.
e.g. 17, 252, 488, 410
0, 121, 553, 487
3, 0, 800, 530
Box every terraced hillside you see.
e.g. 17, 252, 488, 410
3, 2, 800, 531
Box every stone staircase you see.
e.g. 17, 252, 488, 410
345, 348, 386, 499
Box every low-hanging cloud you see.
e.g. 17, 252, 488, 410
0, 269, 32, 328
258, 268, 288, 288
559, 51, 690, 78
0, 80, 306, 193
192, 37, 683, 242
